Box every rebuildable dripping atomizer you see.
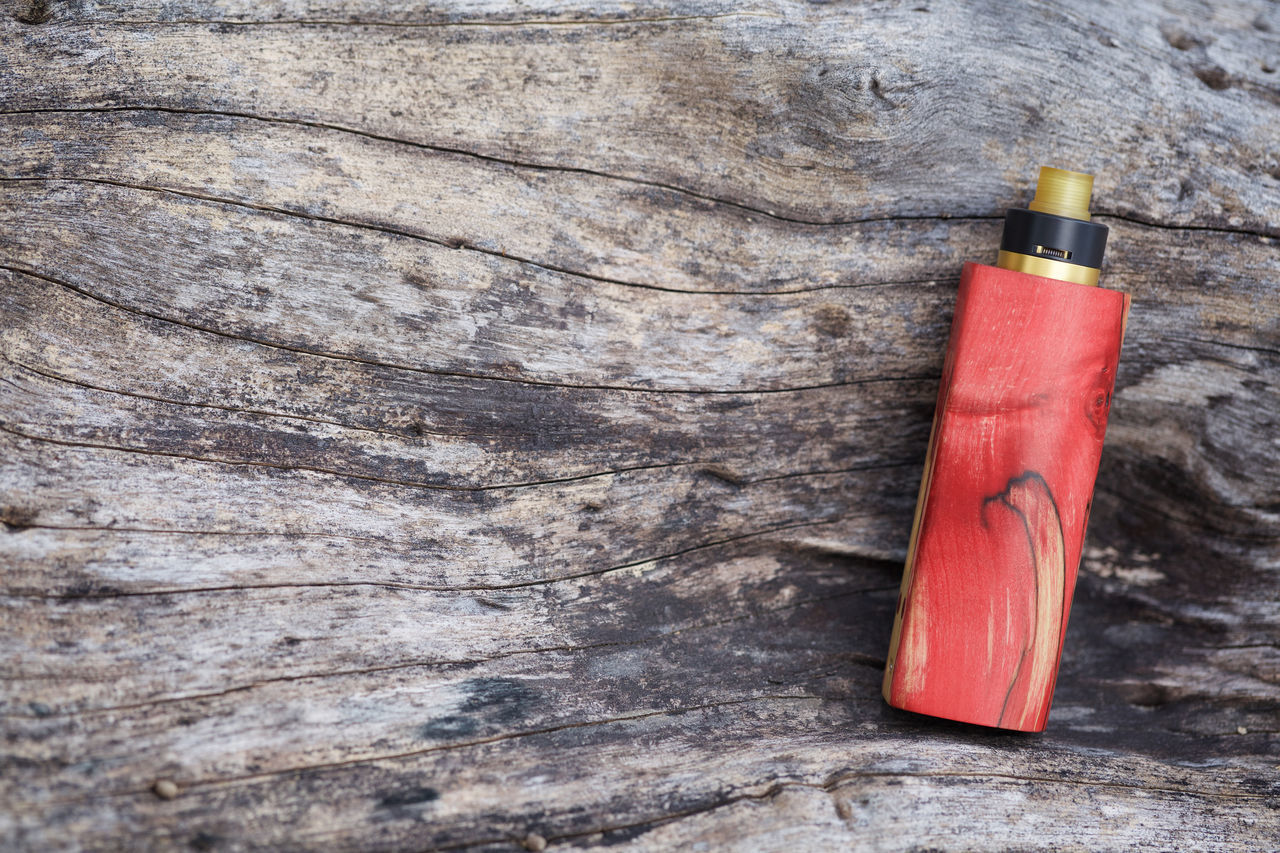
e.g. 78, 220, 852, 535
883, 168, 1130, 732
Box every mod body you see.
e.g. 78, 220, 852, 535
882, 169, 1130, 731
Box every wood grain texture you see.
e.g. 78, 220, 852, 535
885, 264, 1130, 731
1, 0, 1278, 849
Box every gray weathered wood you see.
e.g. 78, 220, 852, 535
1, 0, 1278, 849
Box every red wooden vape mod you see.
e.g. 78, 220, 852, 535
883, 168, 1130, 732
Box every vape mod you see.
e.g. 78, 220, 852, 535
882, 168, 1130, 732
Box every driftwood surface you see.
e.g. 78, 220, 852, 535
2, 0, 1278, 849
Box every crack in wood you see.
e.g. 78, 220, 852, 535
45, 695, 840, 804
0, 421, 706, 494
0, 584, 896, 718
0, 264, 934, 396
0, 106, 1001, 230
1159, 335, 1280, 359
0, 174, 948, 297
1092, 211, 1280, 241
0, 357, 919, 493
1095, 485, 1278, 542
93, 12, 785, 29
441, 763, 1278, 851
0, 522, 388, 542
0, 421, 913, 501
0, 354, 471, 441
3, 106, 1276, 240
0, 514, 868, 602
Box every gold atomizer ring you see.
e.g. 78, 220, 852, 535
996, 250, 1100, 287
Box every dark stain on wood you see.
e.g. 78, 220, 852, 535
10, 0, 52, 25
378, 787, 441, 809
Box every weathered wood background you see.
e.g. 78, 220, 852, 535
2, 0, 1278, 849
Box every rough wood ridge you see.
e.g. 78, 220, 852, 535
1, 0, 1277, 849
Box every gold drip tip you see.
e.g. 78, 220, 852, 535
1028, 167, 1093, 221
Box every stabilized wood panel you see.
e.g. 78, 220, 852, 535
886, 265, 1129, 731
1, 0, 1278, 850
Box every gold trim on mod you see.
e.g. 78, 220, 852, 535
997, 250, 1100, 287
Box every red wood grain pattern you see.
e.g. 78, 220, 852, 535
884, 262, 1130, 732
